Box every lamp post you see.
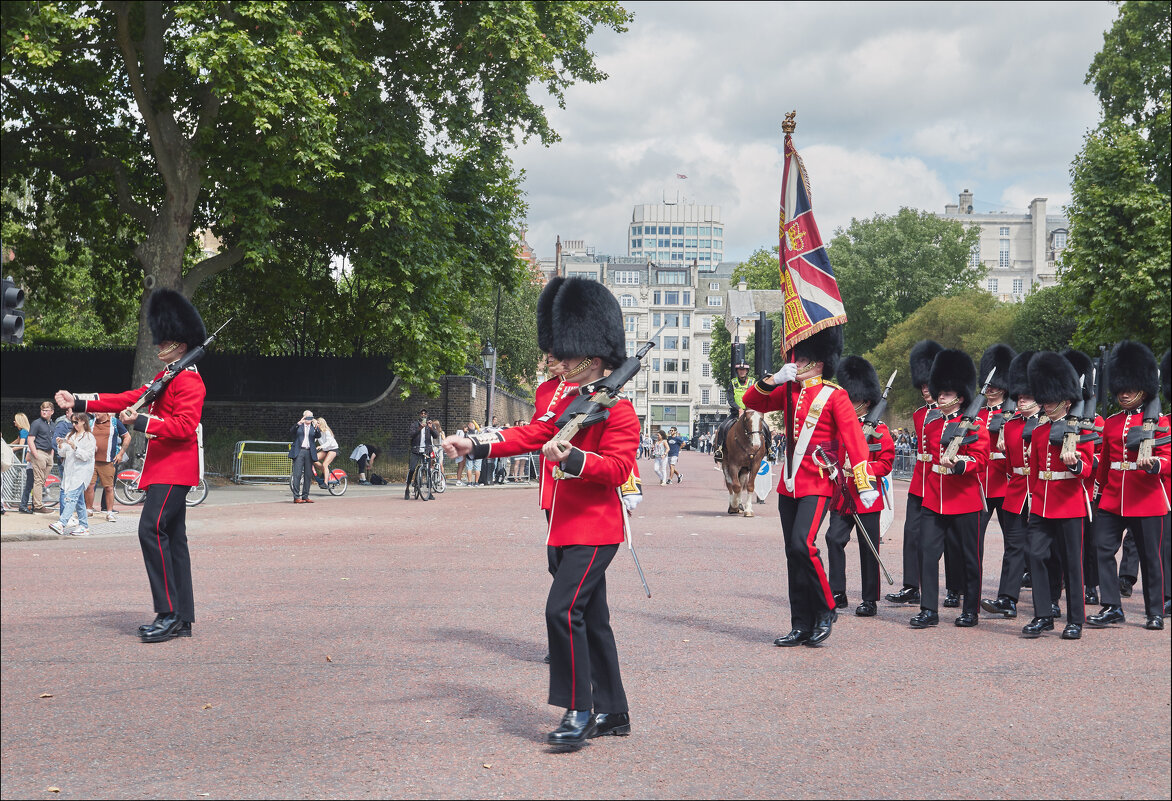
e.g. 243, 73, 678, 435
480, 341, 497, 485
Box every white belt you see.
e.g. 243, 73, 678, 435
1037, 470, 1075, 481
1111, 461, 1139, 471
990, 453, 1006, 460
1013, 467, 1029, 475
931, 465, 953, 474
917, 453, 934, 462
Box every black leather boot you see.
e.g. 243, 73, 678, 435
137, 613, 166, 635
885, 585, 920, 604
980, 597, 1017, 618
833, 592, 848, 610
1086, 605, 1125, 627
806, 611, 837, 646
942, 591, 961, 608
909, 609, 939, 628
547, 710, 596, 750
1021, 617, 1054, 638
140, 614, 185, 643
589, 712, 631, 738
1061, 622, 1082, 639
854, 600, 877, 617
773, 629, 811, 647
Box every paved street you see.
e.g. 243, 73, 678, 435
2, 450, 1169, 799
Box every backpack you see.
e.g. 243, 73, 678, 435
369, 473, 387, 485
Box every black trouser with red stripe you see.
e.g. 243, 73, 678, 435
140, 484, 194, 623
546, 544, 626, 713
1027, 514, 1085, 625
778, 495, 834, 632
826, 510, 881, 602
1096, 511, 1164, 617
995, 505, 1030, 601
919, 509, 982, 616
903, 493, 963, 594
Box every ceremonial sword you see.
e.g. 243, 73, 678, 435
812, 444, 894, 585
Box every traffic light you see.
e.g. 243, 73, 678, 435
731, 341, 746, 372
2, 276, 25, 344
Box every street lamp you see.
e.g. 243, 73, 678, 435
480, 340, 498, 485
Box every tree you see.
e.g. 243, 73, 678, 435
826, 208, 983, 357
731, 246, 781, 290
1062, 2, 1170, 355
865, 291, 1019, 420
2, 2, 630, 387
1010, 284, 1078, 353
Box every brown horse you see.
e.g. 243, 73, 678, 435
719, 410, 770, 516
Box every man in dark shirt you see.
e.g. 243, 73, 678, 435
666, 427, 685, 484
406, 407, 440, 500
21, 401, 55, 513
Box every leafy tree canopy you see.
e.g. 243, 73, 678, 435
1009, 283, 1078, 353
2, 1, 630, 389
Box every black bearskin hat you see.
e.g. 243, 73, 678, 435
1161, 349, 1170, 401
1029, 351, 1082, 406
1060, 348, 1094, 400
979, 344, 1016, 391
835, 355, 881, 409
928, 348, 976, 408
147, 289, 206, 349
1007, 350, 1036, 402
1107, 340, 1159, 398
909, 340, 943, 389
791, 326, 842, 378
536, 276, 564, 354
550, 277, 627, 369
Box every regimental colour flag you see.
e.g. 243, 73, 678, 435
778, 129, 847, 354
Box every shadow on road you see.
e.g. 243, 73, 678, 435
431, 626, 546, 664
628, 607, 777, 644
424, 680, 549, 743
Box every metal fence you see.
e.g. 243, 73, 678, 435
891, 452, 915, 480
231, 441, 294, 484
2, 446, 29, 509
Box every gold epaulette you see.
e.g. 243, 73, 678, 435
823, 380, 842, 390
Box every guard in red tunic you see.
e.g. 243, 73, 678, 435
825, 356, 894, 617
55, 290, 206, 643
1060, 348, 1105, 606
981, 350, 1038, 620
976, 344, 1016, 560
912, 349, 989, 629
742, 326, 878, 647
886, 340, 966, 606
1019, 352, 1095, 639
445, 278, 638, 750
1087, 341, 1171, 630
1162, 349, 1171, 618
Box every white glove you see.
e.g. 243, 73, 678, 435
622, 493, 642, 512
858, 489, 880, 508
772, 363, 798, 384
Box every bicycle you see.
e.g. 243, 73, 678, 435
115, 454, 209, 507
410, 450, 442, 499
288, 464, 348, 497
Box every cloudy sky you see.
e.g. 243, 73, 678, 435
511, 1, 1119, 262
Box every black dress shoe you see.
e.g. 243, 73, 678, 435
1061, 623, 1082, 639
806, 611, 837, 646
1021, 571, 1032, 589
1021, 617, 1054, 638
942, 591, 961, 608
954, 612, 978, 627
833, 592, 848, 610
1119, 577, 1134, 597
18, 507, 34, 514
140, 614, 185, 643
543, 653, 551, 664
980, 597, 1017, 618
1145, 616, 1164, 630
1164, 599, 1171, 616
1050, 602, 1062, 619
854, 600, 877, 617
773, 629, 812, 647
546, 710, 596, 750
137, 613, 166, 634
885, 586, 920, 604
909, 609, 939, 628
1087, 605, 1125, 627
1084, 586, 1100, 605
589, 711, 631, 738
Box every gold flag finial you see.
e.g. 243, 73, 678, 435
781, 111, 797, 134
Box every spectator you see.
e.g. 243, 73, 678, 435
666, 426, 685, 484
289, 411, 321, 503
406, 407, 440, 500
23, 402, 55, 514
429, 418, 446, 477
314, 417, 340, 488
50, 412, 96, 536
85, 412, 130, 521
652, 430, 669, 485
12, 413, 33, 513
481, 415, 502, 485
464, 420, 482, 486
350, 442, 378, 484
508, 419, 529, 481
453, 423, 468, 485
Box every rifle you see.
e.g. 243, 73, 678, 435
126, 319, 232, 419
1051, 375, 1086, 459
862, 370, 896, 451
552, 322, 667, 443
987, 395, 1016, 436
941, 367, 996, 462
811, 444, 893, 585
1125, 384, 1168, 458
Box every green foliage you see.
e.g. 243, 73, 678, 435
708, 319, 731, 399
865, 291, 1019, 419
2, 1, 630, 391
463, 266, 544, 393
1010, 284, 1078, 353
1063, 2, 1171, 355
731, 246, 781, 290
827, 208, 984, 357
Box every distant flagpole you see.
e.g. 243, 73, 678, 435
777, 111, 847, 356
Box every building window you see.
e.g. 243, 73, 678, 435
682, 336, 690, 349
664, 291, 680, 305
653, 291, 660, 304
625, 315, 637, 333
681, 381, 689, 394
707, 296, 723, 307
699, 226, 711, 235
702, 362, 711, 378
568, 271, 596, 280
718, 387, 727, 405
699, 239, 711, 248
999, 226, 1010, 237
664, 358, 678, 372
702, 341, 711, 355
682, 359, 689, 371
631, 226, 641, 236
1012, 278, 1024, 295
652, 312, 660, 326
1053, 231, 1067, 249
709, 281, 720, 290
663, 336, 679, 350
664, 312, 680, 327
701, 388, 710, 404
613, 270, 640, 285
657, 270, 687, 285
685, 226, 697, 235
652, 358, 660, 371
681, 313, 690, 327
664, 381, 678, 395
701, 316, 711, 331
652, 381, 660, 394
999, 238, 1010, 269
969, 243, 980, 269
987, 278, 999, 294
620, 294, 637, 307
714, 227, 722, 237
683, 291, 691, 305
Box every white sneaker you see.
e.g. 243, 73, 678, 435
106, 512, 118, 522
49, 521, 64, 535
68, 515, 79, 526
71, 527, 91, 537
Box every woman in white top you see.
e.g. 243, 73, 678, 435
652, 430, 670, 486
52, 412, 97, 536
314, 417, 340, 487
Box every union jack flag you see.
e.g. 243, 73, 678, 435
778, 131, 846, 354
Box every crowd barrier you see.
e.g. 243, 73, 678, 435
232, 441, 294, 484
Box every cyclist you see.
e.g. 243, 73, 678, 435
406, 407, 440, 500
